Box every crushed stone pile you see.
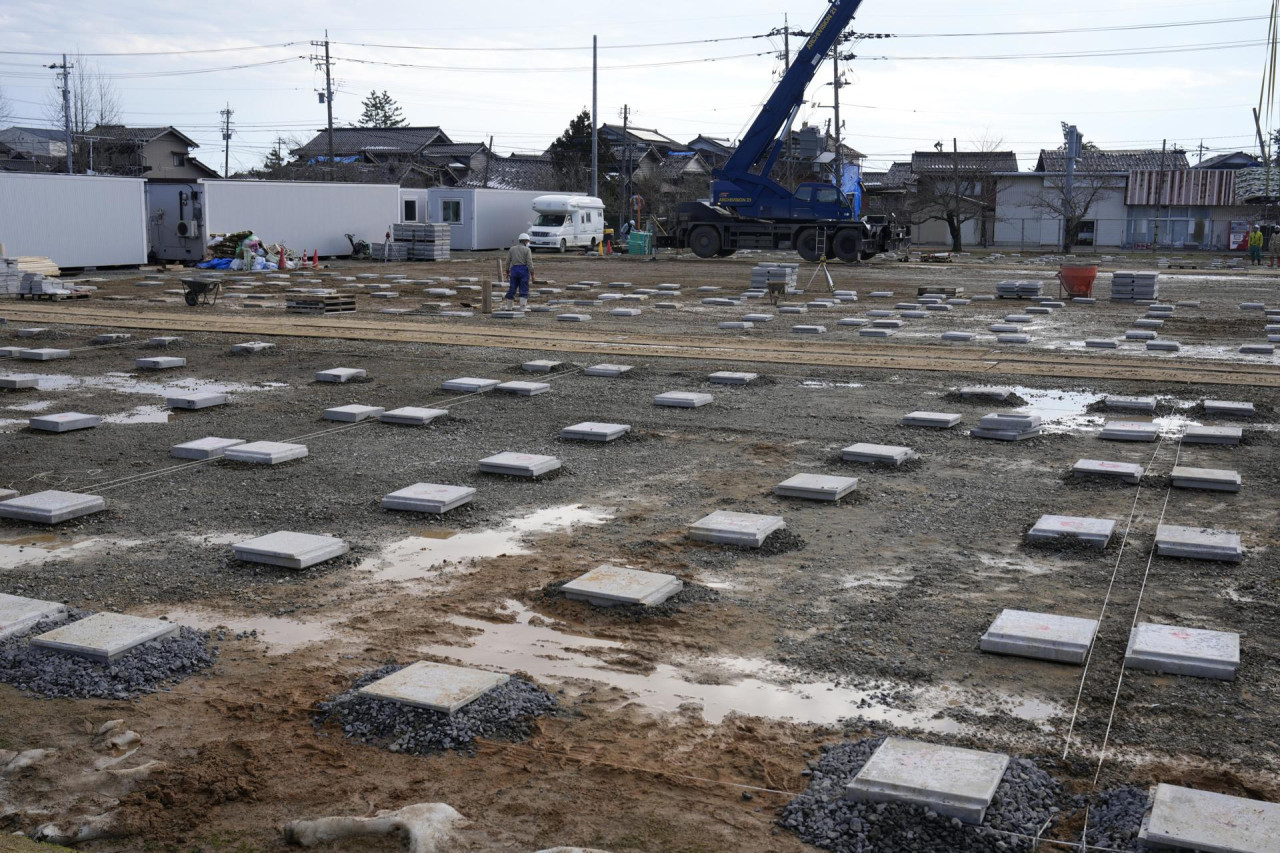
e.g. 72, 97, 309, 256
1082, 786, 1148, 852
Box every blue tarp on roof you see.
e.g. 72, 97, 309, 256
307, 155, 361, 165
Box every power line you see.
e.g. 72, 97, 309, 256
328, 50, 773, 74
330, 33, 768, 52
0, 42, 302, 57
0, 56, 303, 80
855, 38, 1267, 62
864, 14, 1267, 39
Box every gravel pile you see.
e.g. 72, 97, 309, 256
779, 738, 1066, 853
0, 615, 217, 700
315, 665, 559, 756
1082, 786, 1149, 852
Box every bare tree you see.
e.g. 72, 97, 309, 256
0, 85, 11, 125
906, 136, 1009, 252
1029, 174, 1114, 253
45, 54, 122, 170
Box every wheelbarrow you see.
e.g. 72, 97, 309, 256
1056, 264, 1098, 299
180, 276, 222, 306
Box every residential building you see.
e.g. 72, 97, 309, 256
82, 125, 219, 180
686, 135, 735, 168
0, 141, 49, 173
906, 149, 1019, 247
0, 126, 67, 159
1193, 151, 1262, 171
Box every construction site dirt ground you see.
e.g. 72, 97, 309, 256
1, 253, 1279, 851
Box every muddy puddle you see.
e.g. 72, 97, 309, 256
800, 380, 864, 389
361, 504, 613, 582
25, 373, 287, 396
160, 606, 343, 655
0, 534, 142, 570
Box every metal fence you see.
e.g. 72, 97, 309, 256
914, 217, 1265, 256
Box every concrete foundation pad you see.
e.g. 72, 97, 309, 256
231, 341, 274, 353
31, 612, 179, 663
382, 483, 475, 514
562, 565, 684, 607
1073, 459, 1143, 483
1204, 400, 1255, 417
958, 386, 1015, 401
1140, 782, 1280, 852
1240, 344, 1275, 354
838, 318, 869, 327
1028, 514, 1115, 549
359, 661, 508, 714
655, 391, 713, 408
442, 377, 500, 393
93, 333, 131, 343
792, 325, 827, 334
0, 490, 106, 524
479, 452, 561, 478
172, 436, 245, 460
316, 368, 366, 383
1183, 425, 1242, 445
223, 441, 308, 465
743, 313, 774, 322
29, 412, 100, 433
1147, 340, 1180, 351
998, 334, 1032, 344
1125, 623, 1239, 680
380, 407, 447, 426
557, 314, 591, 322
719, 321, 753, 330
324, 405, 385, 422
844, 737, 1010, 824
980, 608, 1099, 663
689, 510, 784, 547
708, 371, 758, 385
167, 392, 228, 410
1171, 466, 1241, 492
490, 310, 525, 319
1085, 339, 1119, 348
1125, 330, 1158, 341
560, 421, 631, 442
871, 319, 903, 328
1105, 395, 1157, 412
136, 356, 185, 369
523, 360, 563, 373
16, 328, 46, 337
1100, 421, 1160, 442
0, 593, 67, 640
1155, 523, 1242, 562
842, 443, 917, 465
859, 328, 894, 337
584, 364, 632, 377
989, 324, 1020, 333
0, 373, 41, 390
774, 473, 858, 501
496, 381, 551, 396
233, 531, 349, 569
901, 411, 962, 428
19, 348, 70, 361
942, 332, 975, 341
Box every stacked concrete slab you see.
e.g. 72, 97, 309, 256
1110, 270, 1160, 301
1027, 514, 1116, 549
971, 413, 1041, 441
842, 443, 917, 466
996, 280, 1043, 299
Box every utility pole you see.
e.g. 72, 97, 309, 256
48, 55, 72, 174
1196, 140, 1206, 165
620, 104, 630, 232
831, 45, 843, 196
311, 32, 335, 180
591, 35, 598, 198
953, 137, 961, 249
1154, 138, 1167, 252
219, 103, 234, 178
483, 135, 493, 188
1062, 123, 1081, 252
783, 16, 792, 190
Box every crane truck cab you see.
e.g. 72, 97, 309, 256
528, 195, 605, 253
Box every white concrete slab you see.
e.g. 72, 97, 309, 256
31, 612, 179, 663
1073, 459, 1143, 483
708, 371, 758, 385
1027, 514, 1116, 549
18, 348, 70, 361
1155, 524, 1242, 562
358, 661, 508, 714
496, 381, 550, 396
1183, 425, 1242, 445
0, 594, 67, 640
136, 356, 185, 369
171, 436, 245, 460
774, 473, 858, 501
1141, 783, 1280, 853
1204, 400, 1255, 417
842, 443, 917, 465
28, 412, 100, 433
167, 391, 228, 410
523, 360, 563, 373
901, 411, 962, 428
380, 407, 447, 426
442, 377, 500, 393
0, 490, 106, 524
0, 373, 40, 390
655, 391, 713, 408
230, 341, 274, 353
844, 737, 1010, 824
1100, 421, 1160, 442
980, 609, 1099, 664
324, 404, 386, 422
560, 421, 631, 442
233, 531, 350, 569
382, 483, 475, 514
478, 452, 561, 478
1104, 395, 1157, 412
689, 510, 784, 547
223, 441, 308, 465
562, 565, 684, 607
1125, 622, 1240, 681
1171, 466, 1241, 492
316, 368, 366, 383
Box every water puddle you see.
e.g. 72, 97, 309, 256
101, 405, 172, 425
3, 400, 54, 412
0, 535, 143, 570
976, 554, 1055, 576
27, 374, 287, 396
800, 380, 865, 389
362, 504, 613, 582
423, 601, 1060, 730
161, 606, 342, 655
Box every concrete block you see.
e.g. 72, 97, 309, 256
689, 510, 784, 547
523, 360, 563, 373
479, 452, 561, 478
1183, 425, 1242, 446
380, 407, 448, 426
1140, 783, 1280, 852
231, 341, 274, 353
654, 302, 679, 310
655, 391, 713, 408
316, 368, 366, 383
1073, 297, 1096, 305
93, 333, 131, 343
839, 318, 870, 327
1147, 340, 1180, 351
0, 593, 67, 640
0, 373, 40, 390
926, 303, 953, 312
491, 310, 525, 319
562, 565, 683, 607
584, 364, 632, 377
223, 441, 308, 465
29, 412, 100, 433
359, 661, 508, 714
842, 443, 916, 465
859, 328, 894, 337
1125, 330, 1158, 341
1, 347, 25, 357
900, 411, 962, 428
441, 377, 500, 393
1134, 318, 1164, 328
867, 309, 895, 318
610, 308, 642, 317
844, 737, 1010, 824
1177, 300, 1202, 308
972, 413, 1042, 441
743, 313, 774, 322
1085, 339, 1119, 348
560, 421, 631, 442
233, 531, 349, 569
778, 305, 808, 314
31, 612, 179, 663
792, 325, 826, 334
496, 381, 550, 396
1204, 400, 1255, 417
708, 371, 757, 385
1171, 466, 1241, 492
1239, 302, 1266, 310
148, 337, 182, 346
1073, 459, 1143, 483
19, 348, 70, 361
990, 324, 1020, 333
872, 319, 903, 328
1004, 314, 1033, 323
557, 313, 591, 322
895, 302, 919, 310
1105, 395, 1156, 412
719, 321, 754, 330
998, 334, 1032, 344
980, 608, 1100, 664
324, 404, 385, 422
901, 311, 929, 319
774, 473, 858, 501
0, 490, 105, 524
16, 328, 46, 337
942, 332, 975, 341
1125, 623, 1239, 681
167, 391, 228, 410
171, 436, 245, 460
382, 483, 475, 514
1100, 421, 1160, 442
1155, 524, 1242, 562
868, 291, 894, 297
1027, 514, 1115, 549
136, 356, 185, 369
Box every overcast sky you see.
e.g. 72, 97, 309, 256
0, 0, 1269, 174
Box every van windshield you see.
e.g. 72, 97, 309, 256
535, 214, 566, 227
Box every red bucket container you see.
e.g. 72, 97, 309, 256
1057, 264, 1098, 297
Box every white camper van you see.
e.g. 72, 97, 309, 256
528, 195, 605, 252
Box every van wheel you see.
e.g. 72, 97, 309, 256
587, 238, 598, 253
558, 239, 567, 254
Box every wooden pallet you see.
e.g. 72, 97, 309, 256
286, 296, 357, 315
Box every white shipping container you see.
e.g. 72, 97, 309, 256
422, 188, 570, 251
0, 173, 147, 268
202, 180, 399, 257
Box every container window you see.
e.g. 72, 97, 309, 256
442, 200, 462, 223
403, 199, 417, 222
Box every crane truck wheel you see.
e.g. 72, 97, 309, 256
688, 226, 722, 259
716, 247, 737, 257
795, 229, 820, 263
832, 229, 863, 263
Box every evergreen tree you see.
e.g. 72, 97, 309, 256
548, 107, 611, 192
358, 90, 407, 127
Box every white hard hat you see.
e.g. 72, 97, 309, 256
518, 233, 530, 242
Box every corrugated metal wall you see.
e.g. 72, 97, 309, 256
0, 173, 147, 267
1126, 169, 1236, 206
202, 181, 399, 256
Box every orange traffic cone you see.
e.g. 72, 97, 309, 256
605, 239, 612, 255
312, 249, 319, 267
277, 246, 287, 270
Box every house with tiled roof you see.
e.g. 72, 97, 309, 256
82, 125, 219, 179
